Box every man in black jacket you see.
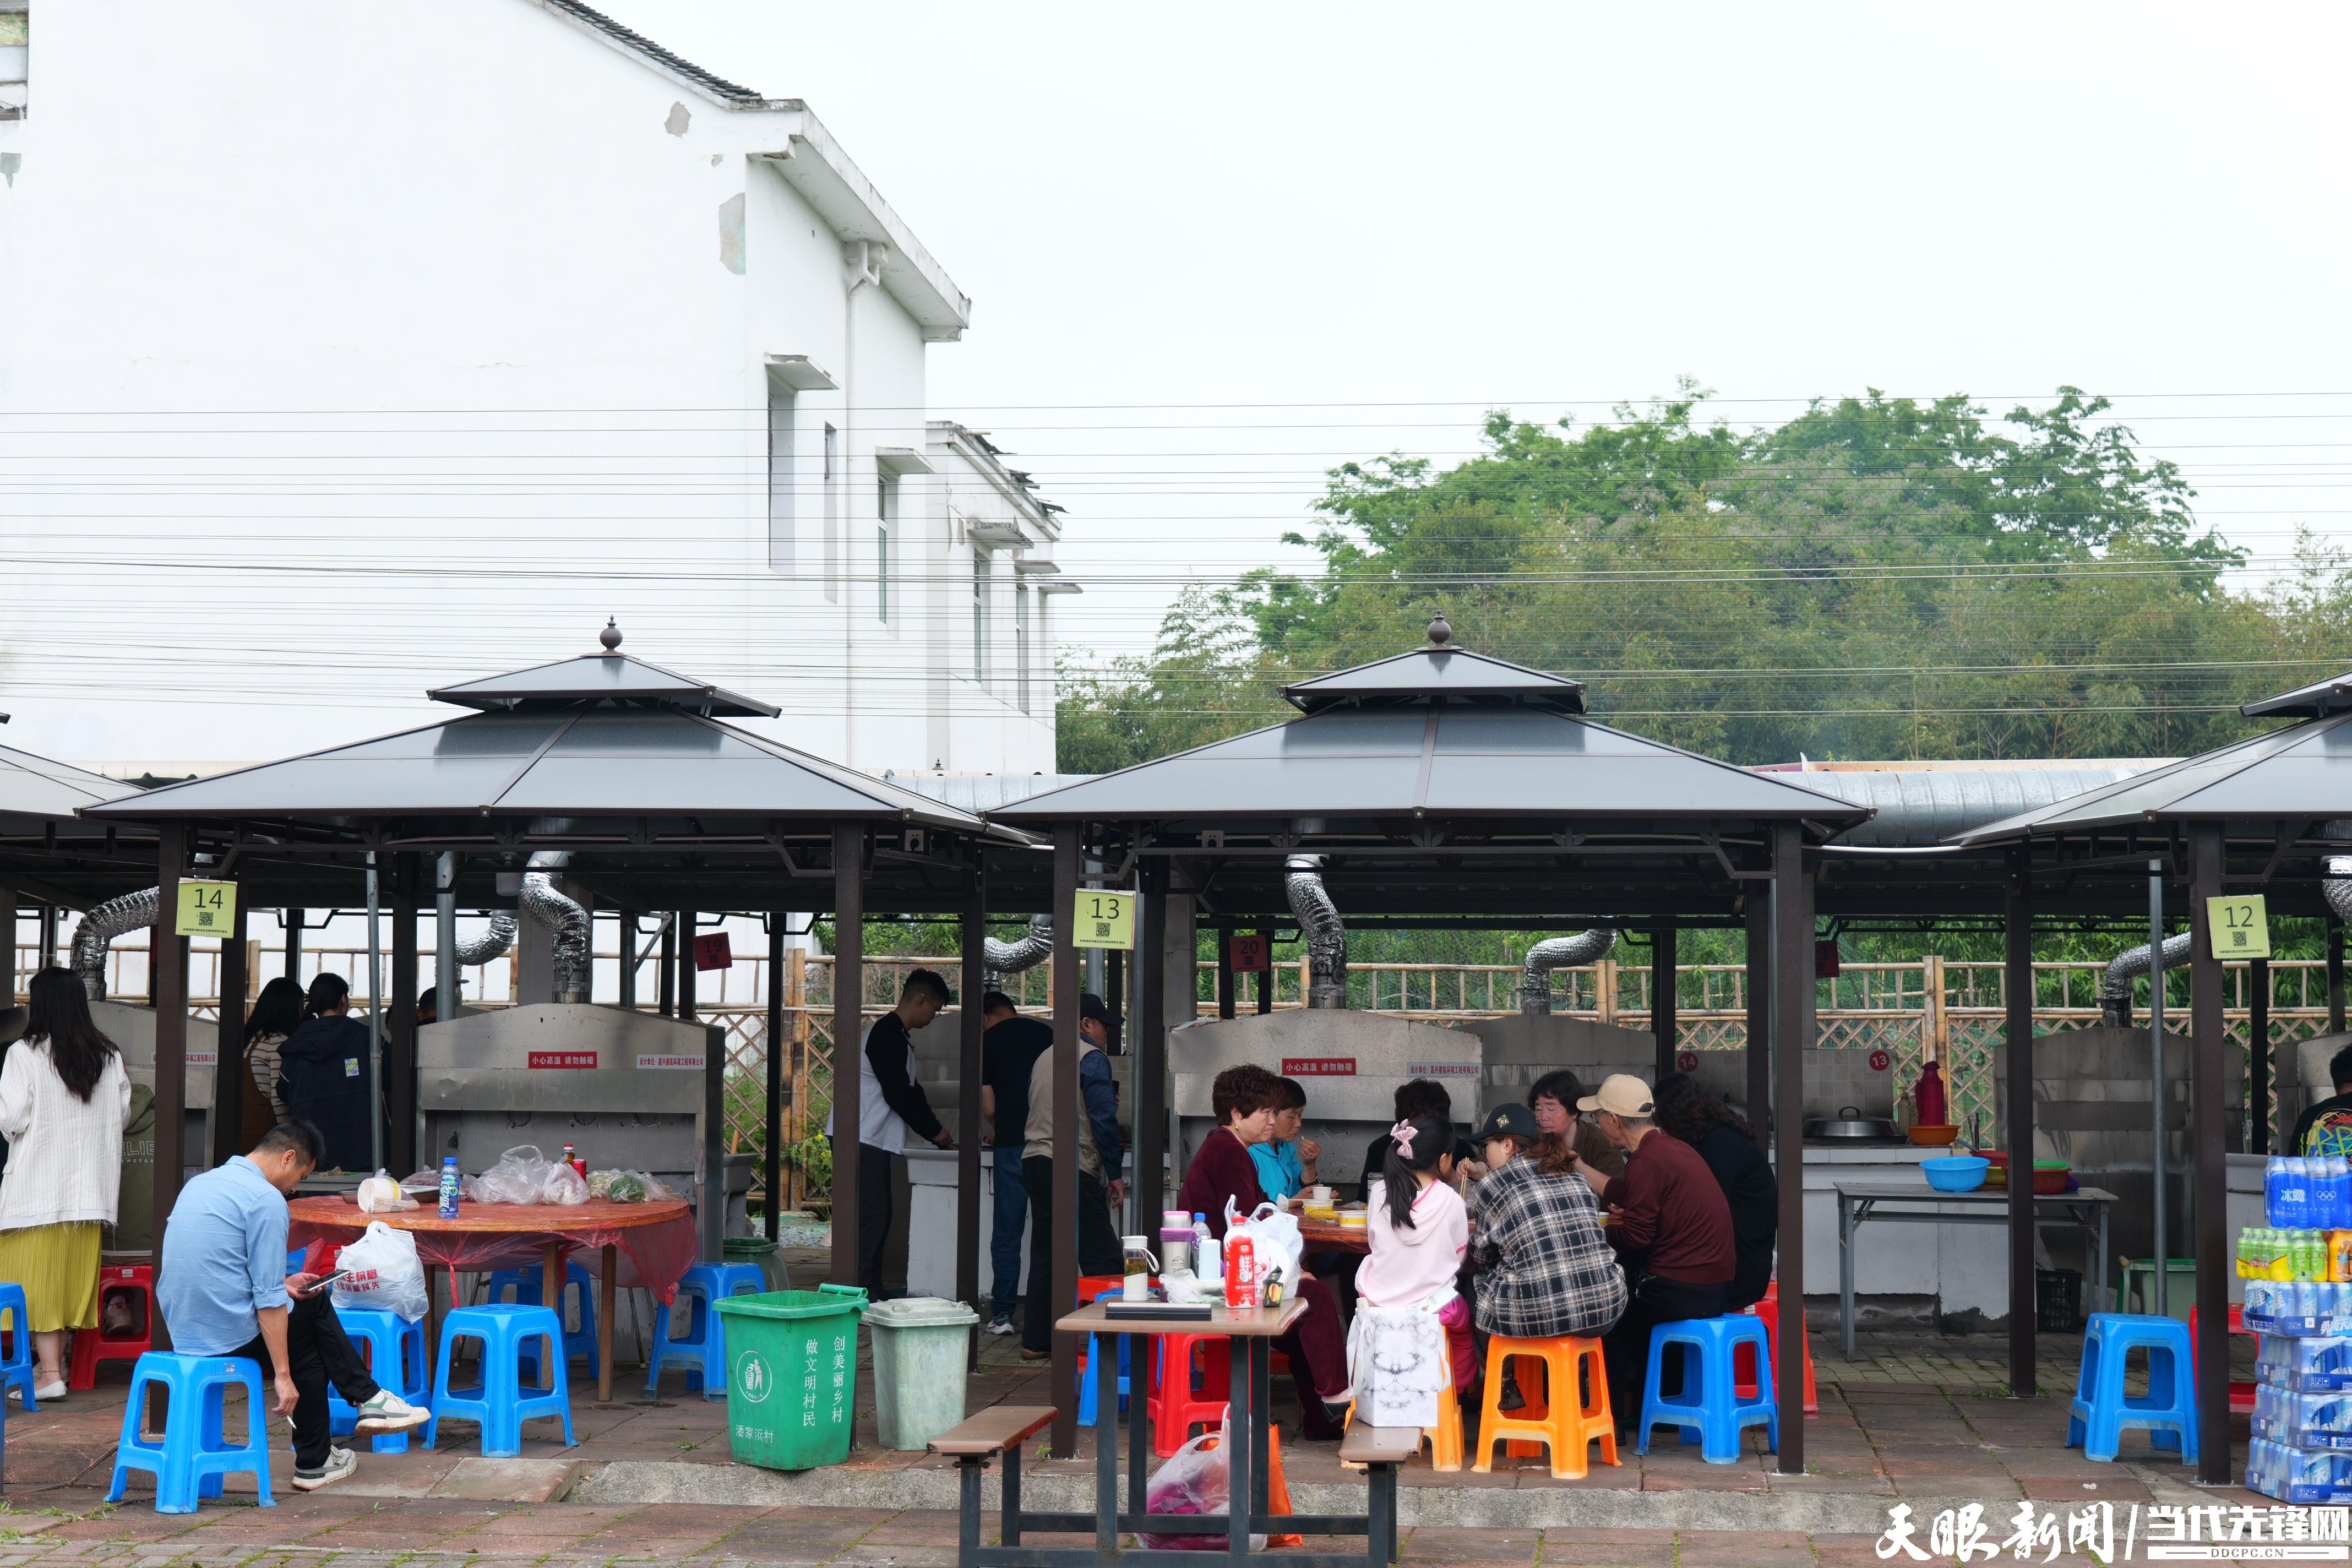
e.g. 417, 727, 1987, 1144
2290, 1043, 2352, 1156
826, 970, 953, 1293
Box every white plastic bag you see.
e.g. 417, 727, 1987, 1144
540, 1162, 589, 1206
474, 1145, 553, 1205
356, 1168, 416, 1214
330, 1219, 429, 1322
1223, 1197, 1304, 1292
1140, 1417, 1265, 1552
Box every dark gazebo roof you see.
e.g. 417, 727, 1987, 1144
0, 742, 131, 826
0, 740, 155, 908
2241, 669, 2352, 720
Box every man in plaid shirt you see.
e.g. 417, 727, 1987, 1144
1466, 1103, 1627, 1341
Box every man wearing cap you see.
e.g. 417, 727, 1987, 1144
1017, 992, 1126, 1360
1572, 1074, 1736, 1425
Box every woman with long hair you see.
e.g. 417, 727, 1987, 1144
243, 974, 306, 1125
275, 972, 377, 1173
0, 967, 134, 1398
1651, 1072, 1777, 1310
1359, 1113, 1476, 1392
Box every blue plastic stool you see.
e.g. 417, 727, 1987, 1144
646, 1263, 764, 1400
1634, 1316, 1778, 1464
423, 1305, 576, 1458
0, 1283, 37, 1410
1076, 1288, 1134, 1427
104, 1353, 275, 1513
328, 1308, 431, 1453
2067, 1313, 2198, 1463
485, 1263, 598, 1373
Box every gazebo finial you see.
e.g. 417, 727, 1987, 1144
599, 618, 622, 653
1426, 613, 1453, 648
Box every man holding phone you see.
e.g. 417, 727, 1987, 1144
157, 1119, 428, 1491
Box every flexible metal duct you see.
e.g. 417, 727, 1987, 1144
2100, 932, 2194, 1026
983, 915, 1052, 987
1793, 766, 2153, 847
1285, 854, 1347, 1009
454, 913, 518, 968
1518, 929, 1618, 1016
519, 852, 590, 1004
71, 886, 160, 999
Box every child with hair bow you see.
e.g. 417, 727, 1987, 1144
1357, 1113, 1476, 1393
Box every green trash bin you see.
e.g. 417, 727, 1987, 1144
863, 1296, 979, 1451
724, 1237, 787, 1293
711, 1283, 867, 1471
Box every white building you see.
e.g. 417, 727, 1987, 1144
0, 0, 1063, 777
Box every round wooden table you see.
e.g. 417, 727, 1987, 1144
1297, 1216, 1370, 1254
287, 1196, 696, 1403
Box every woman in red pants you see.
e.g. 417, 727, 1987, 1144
1175, 1063, 1353, 1440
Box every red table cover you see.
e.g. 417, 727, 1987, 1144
287, 1196, 698, 1304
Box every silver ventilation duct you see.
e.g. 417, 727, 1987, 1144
1285, 854, 1347, 1009
454, 912, 518, 968
1518, 929, 1618, 1016
520, 852, 591, 1004
984, 915, 1053, 987
2100, 932, 2194, 1026
2328, 858, 2352, 927
72, 886, 161, 999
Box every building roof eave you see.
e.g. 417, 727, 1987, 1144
753, 116, 972, 336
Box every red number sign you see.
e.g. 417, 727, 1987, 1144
693, 932, 733, 971
1229, 934, 1271, 972
1676, 1050, 1700, 1074
1868, 1049, 1892, 1072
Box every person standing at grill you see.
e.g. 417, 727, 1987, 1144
243, 974, 306, 1129
1018, 992, 1124, 1360
825, 969, 954, 1295
978, 990, 1053, 1336
275, 974, 384, 1174
0, 967, 134, 1400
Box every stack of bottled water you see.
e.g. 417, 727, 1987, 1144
2245, 1278, 2352, 1335
2268, 1155, 2352, 1230
2247, 1276, 2352, 1500
2246, 1437, 2352, 1504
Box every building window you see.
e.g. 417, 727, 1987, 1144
766, 383, 796, 573
822, 423, 840, 602
1014, 580, 1032, 714
0, 5, 25, 121
973, 550, 993, 682
875, 468, 895, 623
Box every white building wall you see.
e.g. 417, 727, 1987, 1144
0, 0, 1058, 780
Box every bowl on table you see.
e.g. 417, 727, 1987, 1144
1907, 1124, 1959, 1147
1921, 1156, 1990, 1193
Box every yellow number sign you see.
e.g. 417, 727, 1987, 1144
2206, 893, 2271, 960
1072, 889, 1137, 950
176, 879, 237, 938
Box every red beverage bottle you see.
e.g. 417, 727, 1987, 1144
1223, 1233, 1259, 1309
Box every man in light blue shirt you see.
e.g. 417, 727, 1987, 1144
158, 1120, 426, 1491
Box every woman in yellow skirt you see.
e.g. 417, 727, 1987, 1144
0, 967, 133, 1400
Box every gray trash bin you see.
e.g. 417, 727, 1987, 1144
862, 1295, 978, 1450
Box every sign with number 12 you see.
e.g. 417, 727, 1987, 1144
1072, 890, 1137, 950
2207, 894, 2272, 959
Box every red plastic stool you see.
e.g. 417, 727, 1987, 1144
1148, 1332, 1233, 1456
1733, 1282, 1817, 1414
2188, 1303, 2258, 1417
69, 1264, 155, 1390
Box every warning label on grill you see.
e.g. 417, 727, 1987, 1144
1407, 1061, 1479, 1079
185, 1050, 217, 1066
1281, 1058, 1355, 1076
527, 1052, 597, 1070
636, 1054, 705, 1070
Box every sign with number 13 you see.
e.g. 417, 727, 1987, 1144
1072, 890, 1137, 950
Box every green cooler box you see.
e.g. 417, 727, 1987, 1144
712, 1284, 867, 1470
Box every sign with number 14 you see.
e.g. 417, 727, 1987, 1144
175, 880, 236, 938
2207, 893, 2272, 959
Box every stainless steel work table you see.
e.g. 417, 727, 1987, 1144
1834, 1182, 2116, 1360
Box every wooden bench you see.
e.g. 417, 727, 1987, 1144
929, 1406, 1057, 1564
1338, 1419, 1415, 1564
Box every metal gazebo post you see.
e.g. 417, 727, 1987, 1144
209, 875, 249, 1166
2188, 822, 2230, 1484
1048, 823, 1083, 1457
957, 857, 987, 1336
1745, 895, 1770, 1151
150, 823, 189, 1352
1771, 823, 1809, 1477
2005, 847, 2035, 1396
830, 826, 865, 1288
1653, 922, 1677, 1084
1134, 859, 1168, 1257
389, 853, 419, 1174
766, 917, 784, 1244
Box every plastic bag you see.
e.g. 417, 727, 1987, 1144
540, 1162, 589, 1205
356, 1168, 416, 1213
1141, 1420, 1265, 1552
330, 1219, 429, 1322
587, 1169, 670, 1204
473, 1145, 554, 1205
1223, 1197, 1304, 1293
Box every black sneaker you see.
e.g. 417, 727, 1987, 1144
292, 1446, 357, 1491
1498, 1374, 1525, 1412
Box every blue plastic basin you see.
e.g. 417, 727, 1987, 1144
1921, 1156, 1990, 1193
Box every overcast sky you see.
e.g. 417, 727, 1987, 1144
602, 0, 2352, 657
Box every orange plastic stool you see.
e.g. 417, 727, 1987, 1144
2187, 1304, 2258, 1417
1733, 1283, 1818, 1414
1473, 1335, 1616, 1478
1150, 1333, 1234, 1456
69, 1264, 155, 1391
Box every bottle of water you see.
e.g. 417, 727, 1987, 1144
438, 1155, 461, 1219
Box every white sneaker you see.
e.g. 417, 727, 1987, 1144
31, 1379, 65, 1403
351, 1390, 429, 1434
987, 1315, 1017, 1337
292, 1446, 357, 1491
